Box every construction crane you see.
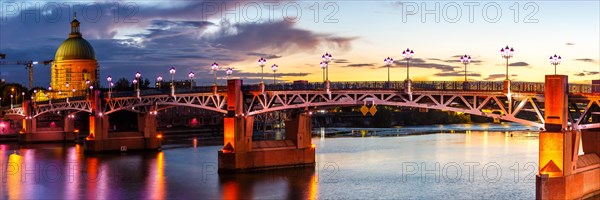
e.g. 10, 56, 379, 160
0, 54, 53, 90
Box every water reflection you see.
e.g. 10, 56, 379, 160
0, 127, 540, 199
219, 167, 316, 199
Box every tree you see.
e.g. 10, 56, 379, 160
114, 78, 131, 91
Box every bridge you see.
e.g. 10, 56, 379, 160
2, 76, 600, 199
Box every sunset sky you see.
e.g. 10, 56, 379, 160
0, 0, 598, 87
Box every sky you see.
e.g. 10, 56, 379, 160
0, 0, 598, 87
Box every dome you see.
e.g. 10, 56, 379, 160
54, 13, 96, 61
54, 37, 96, 61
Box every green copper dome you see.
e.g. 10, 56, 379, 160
54, 37, 96, 61
54, 14, 96, 61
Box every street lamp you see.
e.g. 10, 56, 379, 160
156, 75, 163, 89
402, 48, 414, 80
460, 55, 472, 82
271, 64, 279, 84
107, 76, 112, 94
48, 86, 52, 103
258, 58, 266, 83
135, 72, 141, 91
549, 54, 562, 75
132, 79, 138, 91
226, 67, 233, 79
319, 62, 327, 82
85, 79, 90, 94
321, 53, 332, 81
500, 45, 514, 80
21, 92, 25, 103
211, 63, 219, 85
384, 57, 394, 83
169, 67, 176, 96
188, 71, 195, 89
10, 94, 13, 109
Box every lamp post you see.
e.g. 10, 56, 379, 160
107, 76, 112, 95
156, 75, 163, 89
21, 92, 25, 104
48, 86, 52, 104
271, 64, 278, 84
258, 58, 266, 83
384, 57, 394, 83
321, 53, 332, 81
460, 55, 472, 82
500, 46, 514, 80
135, 72, 141, 91
549, 54, 562, 75
226, 67, 233, 79
211, 63, 219, 85
132, 79, 138, 91
85, 79, 90, 95
65, 83, 70, 103
10, 94, 13, 109
169, 67, 176, 96
402, 48, 414, 80
188, 71, 195, 89
319, 62, 327, 82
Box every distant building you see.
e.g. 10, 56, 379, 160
50, 13, 98, 96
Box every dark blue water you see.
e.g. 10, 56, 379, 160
0, 125, 540, 199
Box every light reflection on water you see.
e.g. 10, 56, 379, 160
0, 126, 541, 199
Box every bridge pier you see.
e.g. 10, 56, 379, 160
19, 100, 75, 142
218, 79, 315, 172
84, 90, 161, 153
536, 75, 600, 199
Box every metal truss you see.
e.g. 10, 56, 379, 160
246, 90, 546, 128
33, 100, 92, 117
4, 107, 24, 116
104, 93, 227, 115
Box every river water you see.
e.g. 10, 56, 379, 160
0, 124, 541, 199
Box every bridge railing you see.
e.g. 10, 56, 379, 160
242, 81, 595, 94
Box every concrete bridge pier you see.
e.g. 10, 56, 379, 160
218, 79, 315, 172
84, 90, 161, 153
19, 100, 75, 142
536, 75, 600, 199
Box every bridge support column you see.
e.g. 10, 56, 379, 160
218, 79, 315, 172
537, 75, 600, 199
503, 79, 511, 95
19, 100, 36, 142
63, 115, 76, 141
404, 79, 412, 100
139, 112, 161, 149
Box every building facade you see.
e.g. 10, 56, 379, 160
51, 14, 98, 96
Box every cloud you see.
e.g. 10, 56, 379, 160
433, 71, 482, 77
573, 71, 599, 77
575, 58, 597, 63
508, 62, 529, 67
388, 58, 459, 72
565, 42, 575, 46
342, 63, 375, 68
484, 74, 517, 81
211, 21, 356, 53
246, 53, 282, 59
333, 59, 350, 64
0, 1, 357, 86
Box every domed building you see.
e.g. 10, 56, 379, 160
51, 14, 98, 96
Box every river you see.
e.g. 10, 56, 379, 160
0, 123, 541, 199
